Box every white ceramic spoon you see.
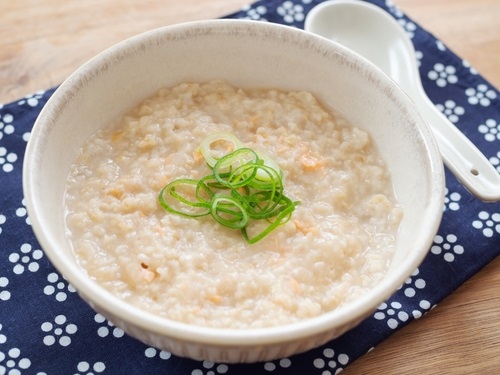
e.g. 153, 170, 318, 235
305, 0, 500, 201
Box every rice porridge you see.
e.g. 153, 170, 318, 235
64, 80, 402, 329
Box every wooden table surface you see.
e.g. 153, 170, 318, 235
2, 1, 499, 373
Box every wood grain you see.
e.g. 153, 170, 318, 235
1, 1, 499, 373
0, 0, 249, 103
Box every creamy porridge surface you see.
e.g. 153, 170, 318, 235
64, 80, 402, 329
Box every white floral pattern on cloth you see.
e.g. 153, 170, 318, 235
427, 63, 459, 87
431, 234, 465, 262
74, 361, 105, 375
43, 272, 76, 302
0, 214, 6, 235
263, 358, 292, 372
312, 348, 349, 374
0, 146, 18, 173
436, 100, 465, 123
0, 348, 32, 374
478, 118, 500, 142
41, 315, 78, 347
0, 0, 499, 374
490, 151, 500, 173
472, 211, 500, 237
191, 361, 230, 375
0, 277, 10, 301
17, 91, 45, 107
94, 314, 125, 338
8, 243, 44, 274
0, 113, 15, 140
443, 187, 461, 211
144, 347, 172, 360
400, 268, 426, 298
374, 301, 410, 329
15, 198, 31, 225
466, 84, 497, 107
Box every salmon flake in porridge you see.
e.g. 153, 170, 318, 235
64, 80, 403, 329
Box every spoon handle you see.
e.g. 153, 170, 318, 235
414, 92, 500, 201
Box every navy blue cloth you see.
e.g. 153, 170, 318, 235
1, 0, 499, 373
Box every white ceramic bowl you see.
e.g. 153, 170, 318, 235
23, 19, 444, 363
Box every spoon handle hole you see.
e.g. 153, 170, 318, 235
470, 168, 479, 177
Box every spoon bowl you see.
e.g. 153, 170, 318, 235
305, 0, 500, 201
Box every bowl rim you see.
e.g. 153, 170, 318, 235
23, 18, 445, 347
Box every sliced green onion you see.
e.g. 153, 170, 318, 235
210, 195, 249, 229
159, 179, 210, 218
255, 151, 283, 181
213, 147, 259, 184
247, 164, 282, 191
158, 134, 299, 244
198, 132, 243, 168
242, 201, 299, 244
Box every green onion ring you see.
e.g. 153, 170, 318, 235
210, 195, 249, 229
158, 134, 300, 244
159, 179, 210, 218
